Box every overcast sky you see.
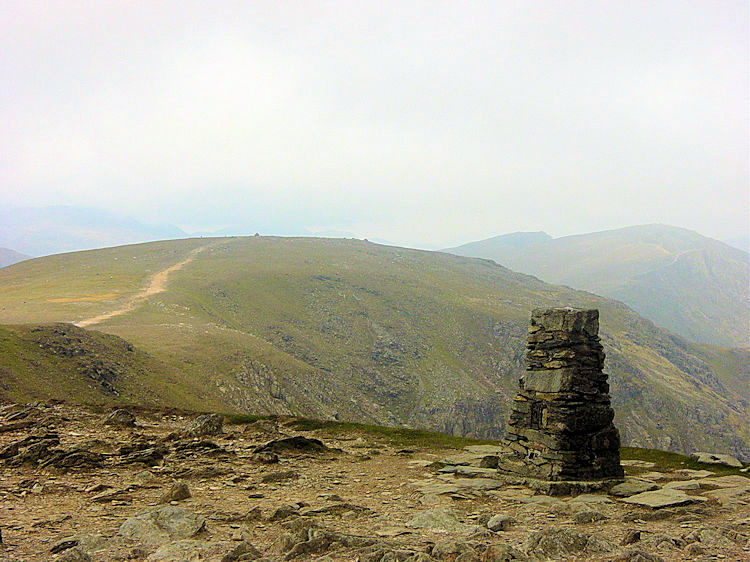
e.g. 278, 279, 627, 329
1, 1, 747, 248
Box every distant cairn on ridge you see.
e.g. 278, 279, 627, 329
497, 307, 624, 494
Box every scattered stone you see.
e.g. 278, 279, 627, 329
303, 503, 371, 517
620, 488, 705, 508
118, 505, 206, 546
638, 472, 667, 481
269, 503, 305, 521
437, 465, 499, 478
50, 538, 79, 554
620, 460, 656, 468
103, 409, 136, 427
523, 528, 614, 559
690, 452, 743, 468
145, 539, 249, 561
261, 470, 299, 483
251, 451, 279, 464
573, 510, 608, 524
158, 480, 191, 503
699, 475, 750, 488
174, 440, 227, 456
663, 479, 701, 491
674, 469, 714, 478
56, 547, 92, 562
91, 488, 132, 503
497, 308, 624, 491
128, 470, 161, 488
621, 529, 642, 545
682, 527, 739, 548
609, 478, 660, 498
184, 413, 224, 437
118, 442, 170, 465
479, 456, 499, 468
481, 544, 528, 561
222, 540, 263, 561
431, 539, 475, 560
612, 550, 664, 562
0, 420, 35, 433
702, 484, 750, 506
568, 493, 613, 505
638, 533, 685, 551
406, 508, 471, 533
486, 514, 516, 531
269, 533, 297, 555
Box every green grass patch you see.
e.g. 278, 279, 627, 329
285, 418, 498, 449
224, 413, 274, 425
621, 446, 748, 477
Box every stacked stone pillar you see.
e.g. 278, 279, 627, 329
498, 308, 623, 490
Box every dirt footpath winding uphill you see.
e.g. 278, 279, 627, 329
75, 242, 214, 328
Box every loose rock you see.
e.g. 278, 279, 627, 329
158, 480, 191, 503
184, 413, 224, 437
118, 505, 207, 546
104, 409, 136, 427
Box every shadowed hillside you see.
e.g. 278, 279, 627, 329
447, 224, 750, 347
0, 236, 747, 459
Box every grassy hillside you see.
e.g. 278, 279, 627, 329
0, 323, 220, 411
0, 236, 747, 459
0, 247, 29, 268
447, 224, 750, 347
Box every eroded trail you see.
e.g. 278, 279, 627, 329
75, 242, 213, 328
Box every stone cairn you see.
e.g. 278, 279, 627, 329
497, 307, 624, 493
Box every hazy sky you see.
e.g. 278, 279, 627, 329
1, 1, 747, 248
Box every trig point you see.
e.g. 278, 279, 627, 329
497, 307, 624, 494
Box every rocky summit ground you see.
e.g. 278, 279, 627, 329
0, 403, 749, 561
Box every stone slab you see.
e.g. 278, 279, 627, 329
620, 488, 706, 509
690, 452, 743, 468
663, 480, 701, 491
464, 445, 507, 455
609, 478, 659, 498
437, 466, 498, 478
699, 475, 750, 488
496, 474, 622, 496
673, 469, 715, 478
702, 485, 750, 507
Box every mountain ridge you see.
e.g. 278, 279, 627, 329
446, 224, 750, 347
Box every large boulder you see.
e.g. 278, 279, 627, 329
118, 505, 206, 546
407, 508, 471, 533
146, 539, 261, 561
523, 528, 614, 559
103, 409, 136, 427
690, 452, 742, 468
253, 436, 328, 455
609, 478, 659, 498
184, 413, 224, 437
